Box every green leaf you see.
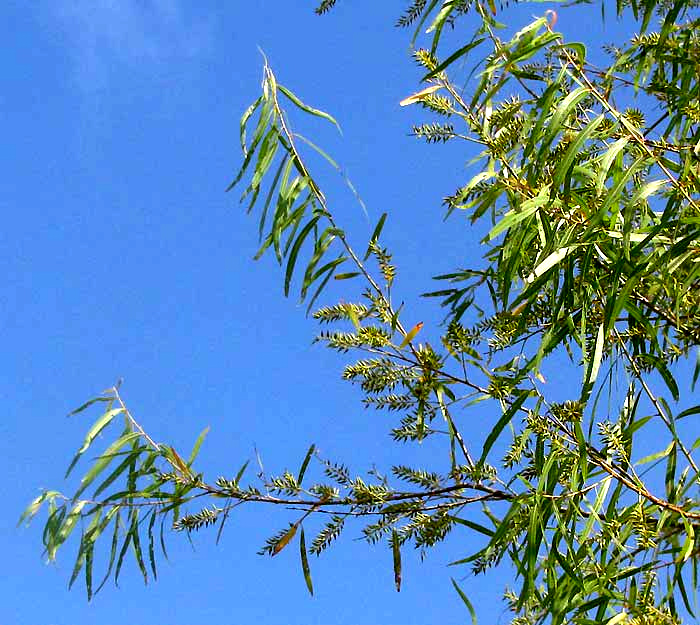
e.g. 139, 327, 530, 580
488, 187, 552, 240
114, 522, 133, 586
130, 510, 149, 584
147, 509, 158, 581
677, 405, 700, 420
187, 426, 210, 466
636, 441, 675, 467
18, 490, 59, 527
299, 526, 313, 596
48, 500, 88, 561
68, 529, 90, 591
297, 444, 316, 486
334, 272, 361, 280
227, 99, 275, 192
425, 1, 452, 34
537, 86, 590, 161
95, 509, 122, 595
409, 0, 441, 46
239, 95, 263, 155
447, 516, 494, 537
598, 154, 649, 220
451, 578, 477, 624
84, 539, 94, 601
391, 530, 402, 592
234, 460, 250, 486
244, 127, 280, 199
638, 354, 679, 401
294, 133, 341, 170
479, 390, 529, 466
422, 37, 485, 80
92, 451, 146, 499
66, 407, 124, 478
67, 395, 112, 417
284, 216, 320, 297
73, 431, 142, 500
305, 255, 347, 315
300, 228, 343, 298
277, 84, 341, 133
363, 212, 388, 260
551, 114, 605, 191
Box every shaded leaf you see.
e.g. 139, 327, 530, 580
299, 526, 313, 596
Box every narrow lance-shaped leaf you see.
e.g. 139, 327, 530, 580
73, 431, 142, 500
48, 500, 88, 561
167, 446, 191, 478
392, 530, 402, 592
277, 83, 341, 133
399, 85, 443, 106
537, 87, 590, 160
272, 523, 298, 556
551, 114, 605, 191
583, 323, 605, 398
130, 509, 149, 585
85, 539, 95, 601
187, 426, 210, 466
68, 527, 91, 591
596, 137, 629, 196
488, 190, 553, 241
422, 36, 485, 81
334, 272, 361, 281
452, 578, 478, 625
363, 212, 388, 260
284, 216, 320, 297
67, 395, 113, 417
300, 227, 343, 299
92, 449, 149, 499
147, 509, 158, 581
297, 444, 316, 486
299, 526, 313, 596
239, 95, 263, 155
243, 127, 280, 200
305, 255, 347, 315
399, 322, 424, 349
18, 490, 60, 527
94, 509, 122, 595
525, 246, 575, 284
479, 391, 530, 466
227, 99, 275, 192
65, 407, 124, 478
114, 520, 133, 586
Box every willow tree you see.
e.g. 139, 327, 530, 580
21, 1, 700, 623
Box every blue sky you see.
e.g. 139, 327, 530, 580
4, 2, 646, 624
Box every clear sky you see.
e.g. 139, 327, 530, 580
5, 3, 640, 624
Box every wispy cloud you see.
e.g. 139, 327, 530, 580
50, 0, 214, 90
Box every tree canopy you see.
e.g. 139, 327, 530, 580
21, 2, 700, 623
